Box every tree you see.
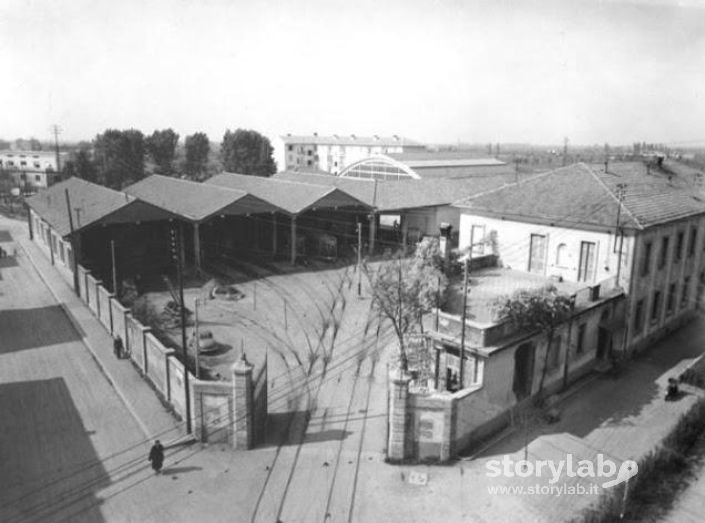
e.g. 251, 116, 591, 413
146, 129, 179, 175
183, 132, 210, 179
63, 149, 97, 183
365, 238, 447, 371
93, 129, 145, 189
496, 285, 574, 398
220, 128, 276, 176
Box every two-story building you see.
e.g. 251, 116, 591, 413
273, 134, 426, 174
453, 162, 705, 353
0, 150, 67, 190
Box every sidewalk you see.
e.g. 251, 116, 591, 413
12, 219, 181, 443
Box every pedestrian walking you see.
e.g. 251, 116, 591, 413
113, 335, 123, 359
148, 440, 165, 474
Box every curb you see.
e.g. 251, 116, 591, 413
19, 238, 154, 439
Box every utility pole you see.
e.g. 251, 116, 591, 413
51, 125, 62, 174
604, 143, 610, 172
194, 298, 201, 380
64, 189, 79, 294
459, 254, 470, 389
615, 183, 627, 288
171, 223, 192, 434
397, 252, 407, 371
357, 222, 362, 296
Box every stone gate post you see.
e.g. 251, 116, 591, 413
232, 353, 254, 449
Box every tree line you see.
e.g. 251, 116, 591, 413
62, 128, 277, 189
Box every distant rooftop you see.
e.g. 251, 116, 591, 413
280, 134, 424, 147
387, 151, 506, 168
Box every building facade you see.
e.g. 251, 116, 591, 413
454, 162, 705, 354
273, 134, 426, 174
0, 150, 67, 190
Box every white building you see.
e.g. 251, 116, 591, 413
0, 150, 67, 189
454, 162, 705, 353
273, 134, 426, 174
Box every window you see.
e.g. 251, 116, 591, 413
682, 276, 691, 308
548, 336, 561, 370
20, 161, 27, 166
34, 162, 41, 168
307, 150, 313, 156
35, 175, 40, 182
676, 231, 684, 261
555, 243, 568, 267
287, 145, 293, 151
471, 225, 486, 255
666, 283, 676, 315
651, 290, 662, 322
634, 299, 644, 333
307, 160, 312, 166
576, 324, 586, 354
641, 241, 652, 276
8, 161, 14, 166
659, 236, 669, 269
689, 227, 698, 257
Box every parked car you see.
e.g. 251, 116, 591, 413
190, 329, 217, 353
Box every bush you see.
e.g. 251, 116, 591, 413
131, 296, 162, 333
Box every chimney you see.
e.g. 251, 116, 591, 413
313, 132, 318, 137
350, 134, 356, 140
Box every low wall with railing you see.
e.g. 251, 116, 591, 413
48, 258, 266, 449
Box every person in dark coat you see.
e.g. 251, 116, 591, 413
148, 440, 165, 474
113, 335, 123, 359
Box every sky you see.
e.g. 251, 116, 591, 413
1, 0, 704, 146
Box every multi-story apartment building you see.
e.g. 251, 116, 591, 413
0, 150, 67, 189
454, 161, 705, 354
273, 134, 426, 174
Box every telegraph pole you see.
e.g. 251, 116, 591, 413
357, 222, 362, 296
615, 183, 627, 288
171, 223, 192, 434
51, 125, 62, 173
459, 254, 470, 389
65, 189, 79, 294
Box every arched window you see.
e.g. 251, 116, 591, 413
556, 243, 568, 267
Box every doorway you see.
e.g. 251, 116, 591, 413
528, 234, 547, 274
513, 342, 535, 400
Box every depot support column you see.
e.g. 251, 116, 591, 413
290, 215, 297, 265
193, 222, 201, 271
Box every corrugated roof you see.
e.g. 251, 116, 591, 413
205, 173, 371, 214
279, 135, 423, 147
26, 177, 135, 236
124, 175, 282, 221
454, 162, 705, 231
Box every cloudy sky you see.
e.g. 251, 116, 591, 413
1, 0, 704, 146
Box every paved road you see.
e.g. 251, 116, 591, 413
0, 223, 160, 522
